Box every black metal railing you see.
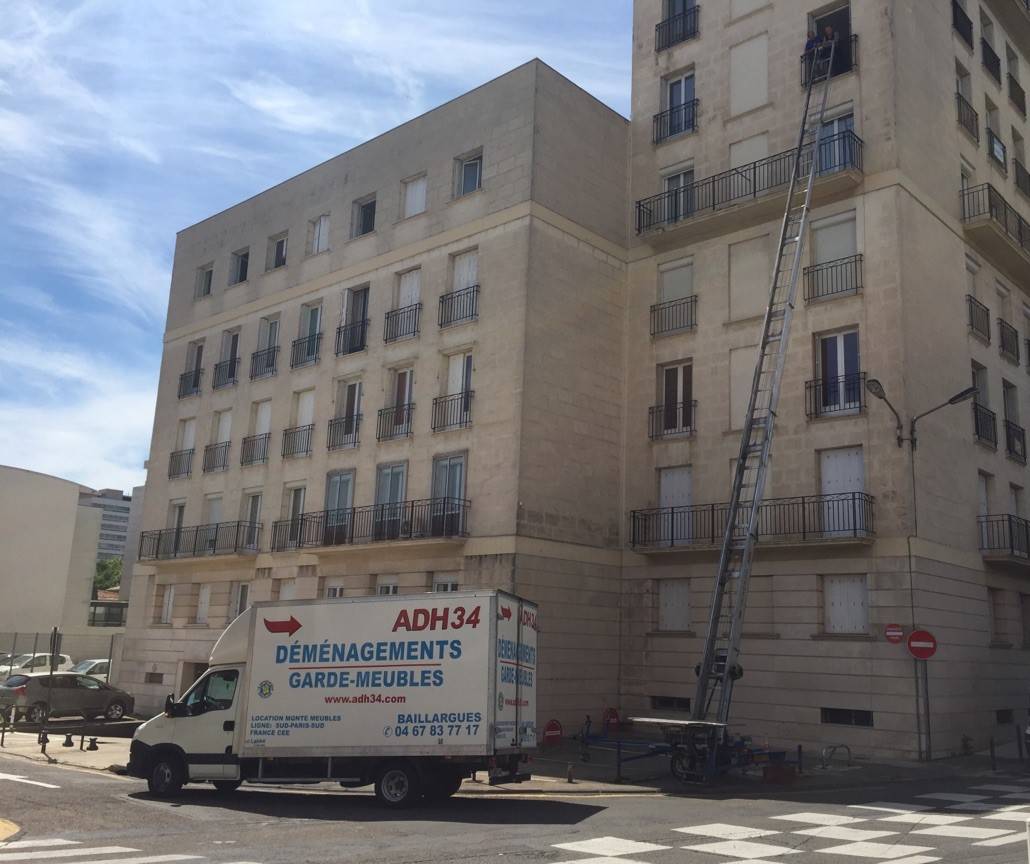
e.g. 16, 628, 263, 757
290, 333, 322, 368
983, 38, 1002, 83
956, 92, 979, 142
178, 369, 202, 399
967, 294, 991, 341
952, 0, 974, 48
88, 601, 127, 627
650, 295, 697, 336
1006, 420, 1028, 463
803, 254, 863, 302
987, 128, 1007, 168
139, 521, 262, 561
203, 441, 230, 473
271, 498, 470, 552
384, 303, 422, 342
655, 5, 700, 52
282, 424, 314, 458
979, 513, 1030, 557
653, 99, 700, 144
168, 449, 193, 479
241, 433, 271, 466
805, 373, 866, 418
1016, 160, 1030, 198
335, 319, 369, 356
1010, 74, 1027, 117
1000, 319, 1021, 362
327, 415, 361, 450
961, 184, 1030, 257
974, 402, 998, 447
636, 131, 863, 234
432, 392, 474, 432
631, 491, 875, 549
377, 403, 415, 440
800, 34, 858, 86
440, 285, 480, 327
212, 357, 240, 390
250, 346, 279, 380
649, 401, 697, 439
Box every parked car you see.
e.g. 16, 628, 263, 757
70, 659, 110, 682
4, 653, 75, 674
0, 672, 134, 723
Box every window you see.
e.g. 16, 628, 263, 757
176, 417, 196, 450
664, 168, 695, 222
823, 574, 868, 634
326, 582, 345, 599
1021, 594, 1030, 646
973, 362, 990, 408
651, 695, 691, 713
1010, 484, 1024, 517
821, 707, 873, 727
243, 493, 262, 548
662, 72, 696, 137
267, 232, 288, 270
659, 259, 694, 304
815, 330, 861, 414
456, 153, 482, 197
285, 485, 307, 546
658, 362, 694, 436
377, 576, 399, 596
309, 214, 330, 255
158, 584, 175, 624
658, 579, 690, 631
811, 212, 858, 274
956, 62, 972, 101
989, 587, 1006, 642
402, 175, 427, 218
353, 196, 376, 237
1004, 380, 1019, 424
184, 669, 239, 714
375, 463, 408, 539
195, 584, 211, 625
229, 248, 249, 285
258, 315, 280, 351
817, 113, 855, 174
433, 576, 460, 592
810, 5, 854, 77
231, 582, 250, 618
451, 250, 479, 293
195, 264, 214, 299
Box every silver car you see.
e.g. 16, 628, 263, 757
0, 672, 134, 723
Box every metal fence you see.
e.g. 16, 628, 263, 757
384, 303, 422, 342
139, 521, 262, 560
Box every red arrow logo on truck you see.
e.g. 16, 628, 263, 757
264, 616, 302, 637
499, 606, 512, 621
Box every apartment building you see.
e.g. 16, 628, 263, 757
124, 2, 1030, 758
79, 487, 134, 561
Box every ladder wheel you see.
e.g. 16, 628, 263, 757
670, 749, 696, 782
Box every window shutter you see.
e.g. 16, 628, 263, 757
659, 261, 693, 302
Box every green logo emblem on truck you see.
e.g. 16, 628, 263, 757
257, 680, 274, 699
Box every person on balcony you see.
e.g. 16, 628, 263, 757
804, 30, 821, 55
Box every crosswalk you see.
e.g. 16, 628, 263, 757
0, 838, 261, 864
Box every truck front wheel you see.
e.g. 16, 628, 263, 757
374, 761, 421, 808
148, 754, 185, 797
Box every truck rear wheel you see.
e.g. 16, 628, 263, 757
374, 761, 421, 807
148, 754, 185, 797
424, 769, 464, 801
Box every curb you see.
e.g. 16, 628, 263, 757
0, 820, 19, 843
0, 747, 122, 776
460, 784, 660, 796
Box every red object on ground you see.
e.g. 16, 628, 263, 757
907, 629, 937, 660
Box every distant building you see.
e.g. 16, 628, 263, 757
120, 484, 146, 606
79, 488, 134, 561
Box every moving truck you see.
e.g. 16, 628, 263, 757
128, 590, 537, 806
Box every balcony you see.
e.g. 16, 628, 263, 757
282, 424, 314, 458
956, 92, 979, 142
335, 319, 369, 356
967, 294, 991, 342
1010, 74, 1027, 117
250, 346, 279, 380
983, 39, 1002, 84
178, 368, 202, 399
980, 513, 1030, 561
800, 34, 858, 87
1005, 419, 1028, 463
960, 184, 1030, 282
432, 391, 474, 432
1000, 318, 1021, 363
651, 295, 697, 336
655, 5, 699, 52
168, 448, 193, 479
974, 402, 998, 447
631, 492, 875, 551
271, 498, 470, 552
1016, 160, 1030, 198
653, 100, 700, 145
327, 415, 361, 450
212, 357, 240, 390
88, 600, 127, 628
241, 433, 271, 466
377, 403, 414, 441
291, 333, 322, 369
439, 285, 479, 327
202, 441, 231, 473
952, 0, 974, 48
805, 373, 866, 418
384, 303, 421, 343
987, 128, 1008, 170
635, 131, 863, 243
139, 521, 261, 561
803, 254, 863, 302
649, 401, 697, 440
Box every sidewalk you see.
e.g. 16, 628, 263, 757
0, 729, 128, 773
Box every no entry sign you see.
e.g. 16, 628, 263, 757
907, 629, 938, 660
885, 624, 904, 644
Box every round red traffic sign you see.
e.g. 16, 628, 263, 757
885, 624, 904, 644
907, 629, 938, 660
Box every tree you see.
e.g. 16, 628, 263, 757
94, 558, 123, 592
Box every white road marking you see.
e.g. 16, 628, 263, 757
972, 833, 1027, 847
64, 857, 203, 864
792, 826, 898, 841
0, 848, 138, 862
982, 811, 1030, 822
681, 839, 800, 857
914, 792, 987, 803
878, 857, 940, 864
0, 843, 78, 851
970, 784, 1030, 793
878, 814, 972, 826
943, 802, 1000, 812
673, 824, 779, 840
910, 825, 1013, 840
553, 859, 653, 864
0, 773, 58, 790
771, 813, 866, 826
850, 803, 932, 814
813, 841, 936, 859
1001, 792, 1030, 800
552, 838, 671, 856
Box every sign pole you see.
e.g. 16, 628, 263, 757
922, 658, 931, 760
913, 658, 924, 760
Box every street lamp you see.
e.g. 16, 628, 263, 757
866, 379, 977, 450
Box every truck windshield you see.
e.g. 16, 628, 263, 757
184, 669, 239, 713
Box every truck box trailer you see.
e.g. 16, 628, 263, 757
128, 590, 538, 806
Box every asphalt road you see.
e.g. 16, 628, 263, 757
1, 754, 1029, 864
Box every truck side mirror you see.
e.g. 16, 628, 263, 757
164, 696, 190, 718
164, 694, 173, 716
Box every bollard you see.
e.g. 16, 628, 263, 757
39, 731, 48, 754
87, 738, 99, 752
797, 744, 804, 775
62, 733, 74, 748
991, 736, 997, 772
615, 740, 623, 785
1019, 725, 1026, 763
566, 762, 575, 784
79, 734, 85, 751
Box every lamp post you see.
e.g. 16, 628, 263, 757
864, 378, 978, 761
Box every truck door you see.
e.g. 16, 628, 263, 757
174, 667, 242, 780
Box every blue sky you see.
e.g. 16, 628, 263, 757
0, 1, 632, 491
